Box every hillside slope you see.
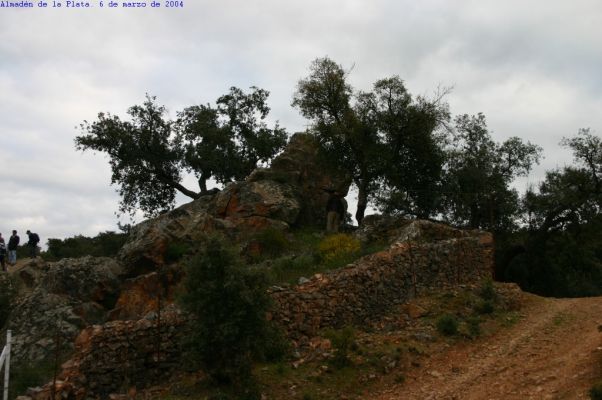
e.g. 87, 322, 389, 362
374, 294, 602, 400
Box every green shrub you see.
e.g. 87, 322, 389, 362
43, 231, 127, 261
318, 234, 360, 264
467, 316, 481, 338
590, 382, 602, 400
324, 326, 356, 369
436, 314, 459, 336
474, 300, 495, 315
179, 236, 286, 396
165, 241, 191, 263
479, 279, 497, 302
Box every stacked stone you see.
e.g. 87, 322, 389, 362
25, 308, 188, 400
270, 226, 493, 344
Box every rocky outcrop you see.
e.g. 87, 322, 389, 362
108, 266, 183, 321
118, 133, 351, 272
7, 257, 123, 363
247, 133, 351, 226
117, 195, 219, 277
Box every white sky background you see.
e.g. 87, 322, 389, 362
0, 0, 601, 243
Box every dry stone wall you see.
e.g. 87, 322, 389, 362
25, 308, 188, 400
269, 230, 493, 343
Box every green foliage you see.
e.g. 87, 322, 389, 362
497, 129, 602, 297
436, 314, 459, 336
479, 279, 497, 302
324, 326, 356, 369
474, 279, 497, 314
179, 236, 287, 395
265, 254, 316, 285
441, 113, 542, 231
467, 316, 481, 338
164, 241, 191, 263
44, 231, 127, 261
253, 228, 289, 259
293, 57, 449, 223
591, 382, 602, 400
76, 88, 286, 218
474, 300, 495, 315
318, 233, 360, 263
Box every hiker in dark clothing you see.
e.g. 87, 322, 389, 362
0, 234, 6, 271
326, 191, 345, 233
8, 230, 19, 265
26, 230, 40, 259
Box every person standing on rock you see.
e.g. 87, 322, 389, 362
26, 230, 40, 259
0, 234, 6, 271
8, 230, 19, 266
325, 190, 345, 233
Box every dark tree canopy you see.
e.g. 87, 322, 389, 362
499, 129, 602, 297
524, 128, 601, 234
442, 113, 542, 230
76, 88, 287, 218
76, 95, 183, 217
293, 57, 449, 224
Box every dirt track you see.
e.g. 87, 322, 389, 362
374, 295, 602, 400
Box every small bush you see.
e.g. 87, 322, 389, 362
590, 382, 602, 400
179, 235, 286, 397
436, 314, 459, 336
318, 234, 360, 263
479, 279, 497, 302
325, 326, 356, 369
467, 316, 481, 338
474, 300, 495, 315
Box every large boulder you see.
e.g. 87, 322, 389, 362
108, 265, 184, 321
117, 195, 222, 276
209, 179, 301, 224
248, 132, 351, 226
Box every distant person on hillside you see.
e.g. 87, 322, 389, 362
0, 234, 6, 271
26, 230, 40, 259
8, 230, 19, 265
325, 189, 345, 233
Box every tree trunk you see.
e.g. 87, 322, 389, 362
356, 179, 368, 226
154, 171, 200, 199
172, 182, 200, 199
198, 174, 209, 195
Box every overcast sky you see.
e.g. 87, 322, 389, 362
1, 0, 601, 243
